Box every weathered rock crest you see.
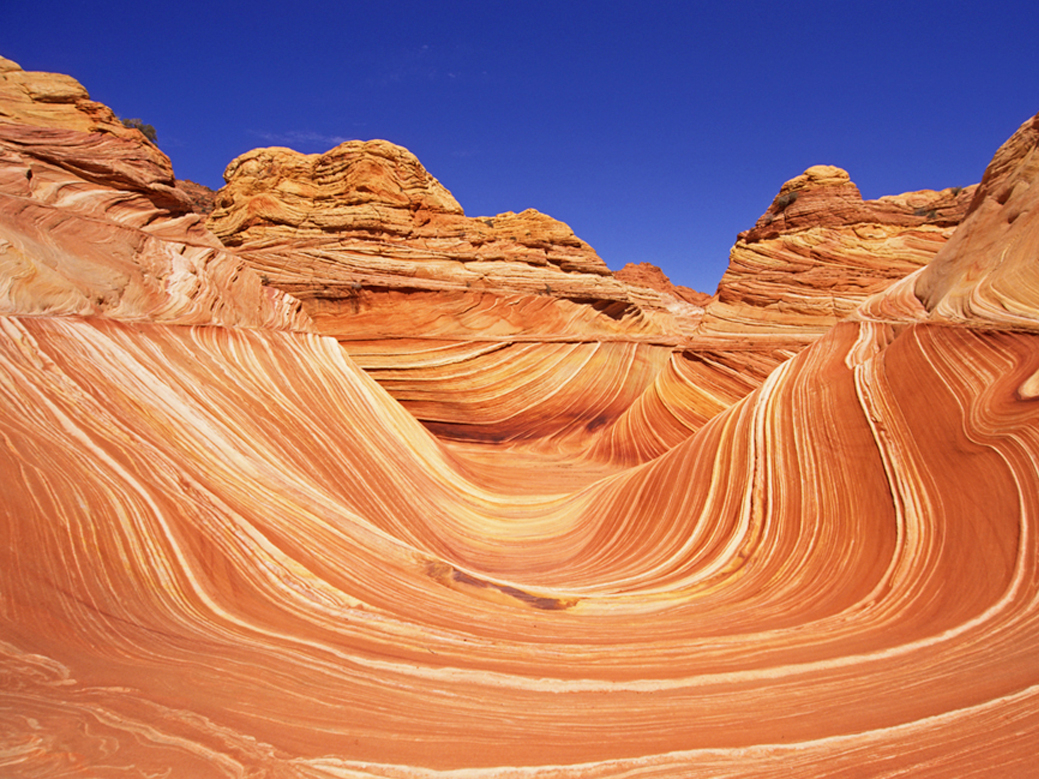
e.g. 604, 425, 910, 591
3, 54, 1039, 778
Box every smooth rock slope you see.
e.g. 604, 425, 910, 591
2, 55, 1038, 777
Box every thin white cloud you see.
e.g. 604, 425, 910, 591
249, 130, 355, 150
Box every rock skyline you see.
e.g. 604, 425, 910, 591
2, 55, 1039, 777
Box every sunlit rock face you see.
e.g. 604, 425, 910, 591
912, 112, 1039, 329
206, 138, 719, 452
0, 58, 308, 331
700, 164, 975, 346
206, 139, 972, 455
207, 139, 707, 343
598, 168, 978, 465
3, 56, 1039, 777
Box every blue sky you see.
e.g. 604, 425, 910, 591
3, 1, 1038, 293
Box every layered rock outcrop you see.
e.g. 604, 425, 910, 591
207, 140, 707, 344
912, 112, 1039, 329
205, 139, 722, 450
702, 164, 974, 341
3, 55, 1039, 778
205, 142, 975, 452
0, 57, 308, 330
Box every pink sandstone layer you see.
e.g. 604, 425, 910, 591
2, 54, 1038, 777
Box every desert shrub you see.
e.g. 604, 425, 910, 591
120, 117, 157, 143
772, 191, 799, 212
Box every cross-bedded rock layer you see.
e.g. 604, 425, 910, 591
207, 138, 975, 454
2, 56, 1039, 777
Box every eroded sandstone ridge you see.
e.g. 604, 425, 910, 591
0, 56, 308, 330
3, 55, 1039, 777
207, 139, 975, 454
207, 139, 710, 343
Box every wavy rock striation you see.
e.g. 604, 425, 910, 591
2, 56, 1039, 777
206, 139, 723, 452
206, 141, 973, 455
206, 140, 705, 341
701, 164, 974, 345
592, 167, 977, 464
0, 57, 308, 330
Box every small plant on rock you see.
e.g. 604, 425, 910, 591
772, 191, 799, 213
120, 117, 158, 144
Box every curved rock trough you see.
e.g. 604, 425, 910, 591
2, 55, 1039, 777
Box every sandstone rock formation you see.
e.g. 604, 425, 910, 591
206, 141, 976, 453
2, 56, 1039, 778
0, 57, 308, 330
587, 167, 977, 464
614, 260, 712, 305
701, 164, 974, 344
206, 140, 710, 348
205, 138, 722, 450
174, 178, 217, 215
912, 112, 1039, 329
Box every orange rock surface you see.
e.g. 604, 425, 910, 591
207, 140, 708, 345
3, 56, 1039, 777
703, 164, 974, 342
